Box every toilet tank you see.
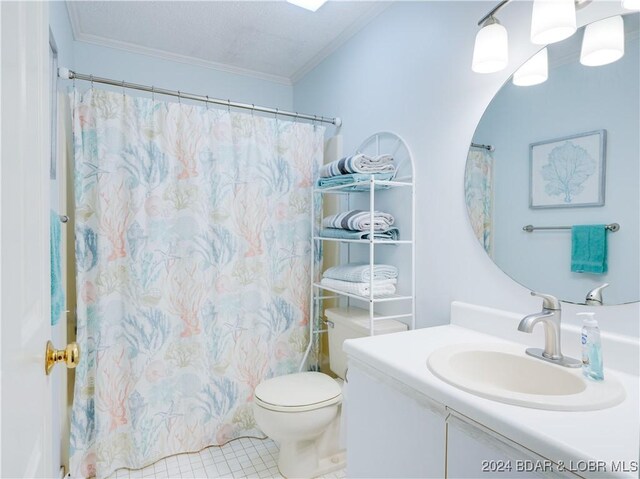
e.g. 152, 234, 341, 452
326, 307, 408, 379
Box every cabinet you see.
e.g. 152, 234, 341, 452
305, 132, 415, 369
347, 362, 584, 479
347, 362, 446, 478
446, 412, 581, 479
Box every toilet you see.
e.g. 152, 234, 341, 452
253, 307, 408, 478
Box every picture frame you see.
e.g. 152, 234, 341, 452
529, 130, 606, 209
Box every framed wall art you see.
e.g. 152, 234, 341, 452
529, 130, 606, 208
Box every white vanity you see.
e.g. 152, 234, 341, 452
343, 302, 639, 478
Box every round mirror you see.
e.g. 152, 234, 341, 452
465, 13, 639, 305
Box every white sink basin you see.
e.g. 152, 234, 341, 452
427, 343, 625, 411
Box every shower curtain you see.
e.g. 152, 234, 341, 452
465, 148, 494, 255
69, 88, 324, 478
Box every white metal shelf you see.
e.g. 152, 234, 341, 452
312, 283, 413, 303
316, 313, 413, 325
314, 179, 414, 194
301, 131, 416, 372
319, 313, 413, 322
313, 236, 412, 245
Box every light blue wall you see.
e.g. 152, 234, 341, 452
294, 1, 639, 336
474, 37, 639, 305
72, 42, 293, 110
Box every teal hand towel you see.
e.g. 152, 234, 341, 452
571, 225, 608, 274
50, 210, 65, 325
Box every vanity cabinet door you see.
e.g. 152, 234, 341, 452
446, 412, 582, 479
346, 363, 447, 478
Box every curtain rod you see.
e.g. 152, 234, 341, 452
58, 67, 342, 127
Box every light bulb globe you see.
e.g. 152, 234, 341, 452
531, 0, 577, 45
581, 15, 625, 67
472, 20, 509, 73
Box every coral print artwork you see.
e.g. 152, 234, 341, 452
529, 130, 606, 209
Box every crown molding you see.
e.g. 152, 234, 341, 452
76, 32, 293, 86
291, 2, 392, 84
65, 2, 292, 86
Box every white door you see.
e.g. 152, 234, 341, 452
1, 1, 54, 477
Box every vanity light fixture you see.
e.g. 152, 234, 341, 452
580, 15, 625, 66
531, 0, 577, 45
472, 0, 598, 75
622, 0, 640, 10
286, 0, 327, 12
472, 16, 509, 73
513, 47, 548, 86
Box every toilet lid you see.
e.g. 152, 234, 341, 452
254, 372, 341, 410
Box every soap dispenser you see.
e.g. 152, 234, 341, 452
578, 312, 604, 381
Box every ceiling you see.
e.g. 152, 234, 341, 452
66, 1, 390, 85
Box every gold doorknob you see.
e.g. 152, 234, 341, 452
45, 340, 80, 375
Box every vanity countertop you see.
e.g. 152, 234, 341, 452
344, 324, 639, 478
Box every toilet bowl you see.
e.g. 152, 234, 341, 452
253, 307, 407, 478
254, 372, 343, 478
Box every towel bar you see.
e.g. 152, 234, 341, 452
523, 223, 620, 233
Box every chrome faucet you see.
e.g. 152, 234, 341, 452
518, 292, 581, 368
585, 283, 609, 306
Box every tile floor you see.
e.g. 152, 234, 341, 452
109, 437, 346, 479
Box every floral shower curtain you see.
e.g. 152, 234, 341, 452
465, 147, 494, 255
69, 88, 324, 478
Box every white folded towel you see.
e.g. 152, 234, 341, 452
323, 263, 398, 283
320, 277, 397, 297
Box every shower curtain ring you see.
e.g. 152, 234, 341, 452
275, 108, 279, 121
89, 75, 94, 90
205, 95, 210, 110
294, 112, 299, 123
177, 91, 182, 104
227, 99, 231, 114
151, 86, 155, 102
251, 104, 255, 117
122, 80, 126, 99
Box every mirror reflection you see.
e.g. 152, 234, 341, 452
466, 13, 639, 305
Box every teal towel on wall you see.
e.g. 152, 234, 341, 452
571, 225, 608, 274
50, 210, 65, 325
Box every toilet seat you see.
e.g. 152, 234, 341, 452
254, 372, 342, 413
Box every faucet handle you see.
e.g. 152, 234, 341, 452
585, 283, 609, 306
531, 291, 561, 310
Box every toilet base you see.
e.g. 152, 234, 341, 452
277, 443, 345, 479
